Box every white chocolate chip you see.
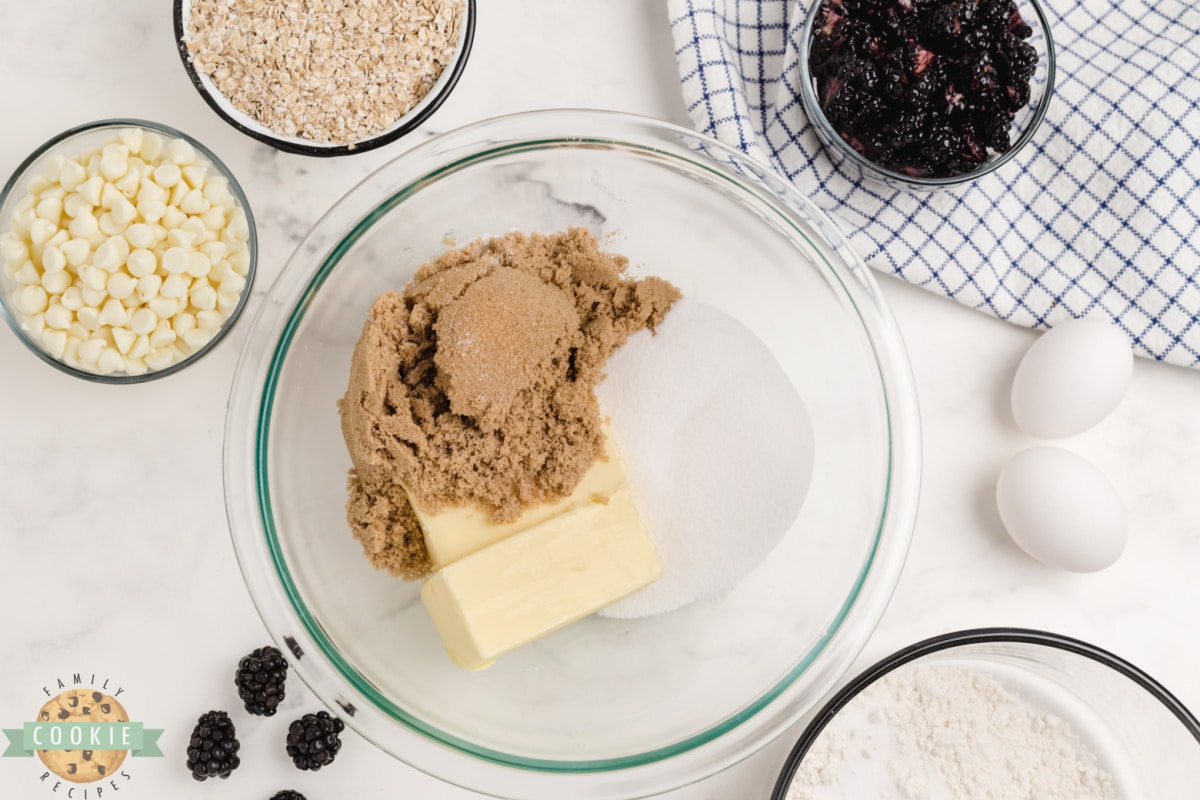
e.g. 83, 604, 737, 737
14, 261, 40, 285
112, 326, 136, 355
29, 218, 57, 246
28, 176, 52, 195
42, 155, 67, 182
45, 304, 72, 330
106, 271, 137, 300
61, 238, 91, 267
189, 283, 218, 311
62, 192, 92, 219
167, 138, 197, 166
180, 189, 210, 215
114, 166, 141, 197
58, 160, 88, 192
20, 311, 46, 339
101, 179, 125, 210
78, 337, 103, 365
80, 175, 104, 206
123, 356, 148, 375
219, 270, 247, 295
80, 285, 107, 308
136, 273, 163, 302
138, 199, 167, 224
42, 328, 68, 359
148, 296, 178, 319
125, 224, 155, 250
153, 161, 181, 188
137, 179, 168, 204
77, 305, 101, 330
201, 207, 227, 231
68, 213, 99, 239
97, 212, 126, 237
182, 327, 214, 351
41, 270, 71, 295
118, 127, 144, 154
228, 211, 250, 241
149, 325, 176, 349
92, 241, 121, 271
186, 251, 212, 278
18, 285, 49, 314
41, 245, 67, 273
216, 292, 240, 314
97, 346, 124, 375
144, 347, 175, 369
182, 164, 208, 189
140, 132, 164, 161
100, 154, 128, 182
79, 266, 107, 291
161, 247, 189, 274
129, 333, 151, 359
111, 196, 137, 226
172, 311, 196, 336
98, 298, 127, 327
36, 197, 63, 223
67, 322, 88, 341
162, 206, 186, 230
129, 307, 157, 335
196, 310, 224, 331
165, 229, 196, 250
126, 249, 157, 277
60, 286, 84, 311
1, 236, 29, 266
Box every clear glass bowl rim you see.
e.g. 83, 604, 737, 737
223, 108, 921, 798
797, 0, 1058, 188
0, 117, 259, 384
769, 626, 1200, 800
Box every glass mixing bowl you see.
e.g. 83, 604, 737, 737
223, 109, 921, 798
771, 628, 1200, 799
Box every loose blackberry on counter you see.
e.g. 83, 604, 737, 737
186, 710, 241, 781
807, 0, 1039, 177
286, 711, 345, 771
236, 644, 289, 716
269, 792, 307, 800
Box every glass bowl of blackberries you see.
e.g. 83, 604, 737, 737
801, 0, 1056, 189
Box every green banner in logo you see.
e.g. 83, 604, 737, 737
2, 723, 163, 757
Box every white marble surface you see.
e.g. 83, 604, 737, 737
2, 2, 1199, 798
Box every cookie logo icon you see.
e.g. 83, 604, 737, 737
35, 690, 129, 783
3, 674, 163, 796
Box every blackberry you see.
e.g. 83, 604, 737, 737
286, 711, 345, 771
270, 792, 306, 800
186, 710, 241, 781
236, 645, 289, 717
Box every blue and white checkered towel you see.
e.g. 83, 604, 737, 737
669, 0, 1200, 366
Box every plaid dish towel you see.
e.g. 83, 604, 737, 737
669, 0, 1200, 366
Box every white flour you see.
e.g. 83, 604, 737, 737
785, 664, 1119, 800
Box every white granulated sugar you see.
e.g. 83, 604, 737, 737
595, 297, 813, 618
785, 665, 1120, 800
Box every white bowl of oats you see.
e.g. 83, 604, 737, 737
173, 0, 474, 156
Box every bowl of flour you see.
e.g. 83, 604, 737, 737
773, 628, 1200, 800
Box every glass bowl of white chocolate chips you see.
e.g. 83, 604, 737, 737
0, 119, 256, 382
224, 109, 921, 798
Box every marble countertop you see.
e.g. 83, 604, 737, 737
2, 2, 1199, 798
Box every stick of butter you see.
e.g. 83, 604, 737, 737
421, 486, 661, 671
418, 429, 629, 569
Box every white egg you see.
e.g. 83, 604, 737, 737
996, 446, 1127, 572
1011, 317, 1132, 438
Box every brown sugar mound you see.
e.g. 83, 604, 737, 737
339, 228, 680, 580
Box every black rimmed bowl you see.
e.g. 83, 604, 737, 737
772, 628, 1200, 799
173, 0, 475, 156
